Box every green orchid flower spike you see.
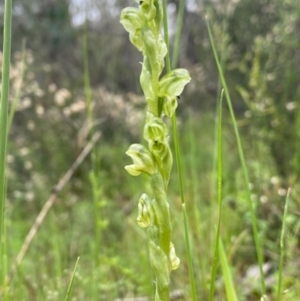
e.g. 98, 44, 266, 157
121, 1, 190, 300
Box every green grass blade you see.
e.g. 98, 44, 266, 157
277, 188, 291, 300
0, 0, 13, 254
2, 196, 8, 301
209, 90, 224, 301
171, 0, 186, 69
219, 238, 239, 301
162, 1, 197, 299
162, 0, 171, 72
206, 17, 266, 295
64, 257, 80, 301
83, 21, 93, 132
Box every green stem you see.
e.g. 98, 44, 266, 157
83, 22, 93, 135
151, 173, 171, 258
0, 0, 13, 256
162, 0, 197, 299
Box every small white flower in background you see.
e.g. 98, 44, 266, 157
286, 101, 297, 111
54, 88, 71, 106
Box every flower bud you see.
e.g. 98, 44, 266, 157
125, 144, 156, 176
169, 242, 180, 270
140, 0, 156, 21
120, 8, 146, 51
137, 193, 154, 228
120, 7, 146, 34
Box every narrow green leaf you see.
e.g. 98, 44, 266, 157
219, 238, 239, 301
209, 89, 224, 301
64, 257, 80, 301
0, 0, 13, 256
206, 16, 266, 295
277, 188, 291, 300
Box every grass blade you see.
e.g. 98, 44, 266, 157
64, 257, 80, 301
0, 0, 13, 256
277, 188, 290, 300
219, 238, 239, 301
209, 90, 224, 301
206, 16, 266, 296
171, 0, 186, 69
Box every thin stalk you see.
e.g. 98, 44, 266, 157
171, 0, 186, 69
206, 17, 266, 295
0, 0, 13, 257
64, 257, 80, 301
83, 22, 102, 273
83, 22, 93, 134
209, 90, 224, 301
188, 110, 206, 291
162, 0, 197, 299
277, 188, 290, 300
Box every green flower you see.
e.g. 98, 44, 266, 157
120, 7, 146, 51
120, 7, 145, 33
144, 112, 168, 143
158, 69, 191, 117
144, 113, 172, 188
137, 193, 154, 228
125, 143, 156, 176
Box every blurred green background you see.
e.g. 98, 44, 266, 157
1, 0, 300, 300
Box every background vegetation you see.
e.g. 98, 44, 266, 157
0, 0, 300, 300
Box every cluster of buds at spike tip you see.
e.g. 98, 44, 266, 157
121, 1, 191, 299
120, 1, 190, 118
